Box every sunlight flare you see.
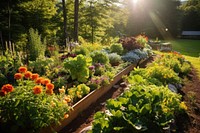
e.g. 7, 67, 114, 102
133, 0, 138, 4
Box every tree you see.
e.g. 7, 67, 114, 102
74, 0, 79, 42
62, 0, 68, 45
124, 0, 181, 39
180, 0, 200, 31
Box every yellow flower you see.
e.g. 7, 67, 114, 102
180, 102, 187, 111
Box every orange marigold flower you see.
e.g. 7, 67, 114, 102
24, 71, 32, 79
0, 90, 7, 96
33, 85, 43, 94
18, 66, 27, 73
35, 77, 44, 84
1, 84, 14, 93
46, 83, 54, 90
14, 73, 23, 80
42, 79, 51, 85
31, 73, 39, 80
46, 89, 54, 95
64, 96, 71, 103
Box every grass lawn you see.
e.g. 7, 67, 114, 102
168, 39, 200, 78
171, 39, 200, 57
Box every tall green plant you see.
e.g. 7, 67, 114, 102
28, 28, 46, 61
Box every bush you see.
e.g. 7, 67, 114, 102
28, 28, 46, 61
90, 51, 109, 65
110, 43, 124, 55
108, 53, 122, 66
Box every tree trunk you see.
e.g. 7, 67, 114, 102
74, 0, 79, 42
62, 0, 67, 46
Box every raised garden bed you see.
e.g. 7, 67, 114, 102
40, 63, 138, 133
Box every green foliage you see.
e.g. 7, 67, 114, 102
108, 53, 122, 66
28, 28, 46, 61
29, 56, 55, 76
90, 51, 109, 65
146, 65, 181, 85
68, 84, 90, 102
46, 66, 70, 89
91, 85, 185, 133
73, 46, 89, 56
0, 50, 23, 87
110, 43, 124, 55
0, 73, 70, 132
153, 52, 192, 75
64, 55, 92, 83
180, 0, 200, 31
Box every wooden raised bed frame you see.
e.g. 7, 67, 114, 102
41, 56, 151, 132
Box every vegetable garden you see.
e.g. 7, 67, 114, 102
0, 34, 198, 133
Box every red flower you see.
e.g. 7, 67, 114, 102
24, 71, 32, 79
1, 84, 14, 93
46, 89, 54, 95
42, 79, 51, 85
18, 66, 27, 73
46, 83, 54, 90
0, 90, 7, 96
33, 85, 43, 94
14, 73, 23, 80
31, 73, 39, 80
35, 77, 44, 84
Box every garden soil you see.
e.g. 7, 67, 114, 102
59, 56, 200, 133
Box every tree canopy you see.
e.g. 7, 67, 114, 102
0, 0, 198, 49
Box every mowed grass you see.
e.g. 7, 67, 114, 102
171, 39, 200, 57
171, 39, 200, 78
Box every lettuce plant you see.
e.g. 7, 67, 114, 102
90, 85, 187, 133
64, 55, 92, 83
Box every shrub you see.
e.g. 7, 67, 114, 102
110, 43, 124, 55
90, 51, 109, 65
108, 53, 122, 66
28, 28, 46, 61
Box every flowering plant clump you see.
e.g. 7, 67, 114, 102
0, 66, 70, 132
135, 34, 148, 48
154, 52, 191, 75
67, 84, 90, 103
